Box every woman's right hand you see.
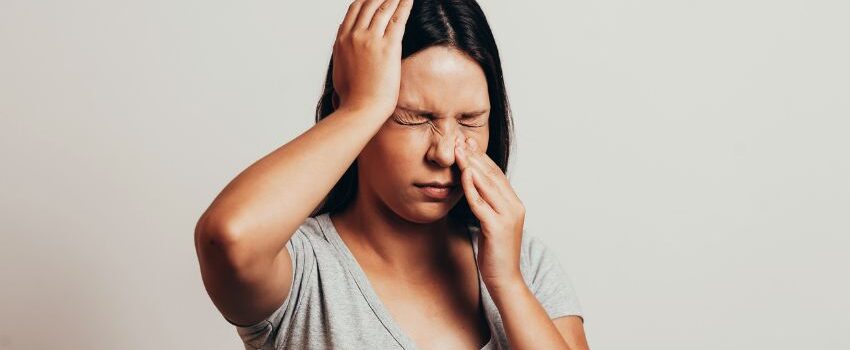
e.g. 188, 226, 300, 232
332, 0, 414, 118
196, 1, 415, 330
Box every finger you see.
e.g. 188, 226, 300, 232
369, 0, 400, 33
454, 136, 495, 181
466, 138, 506, 181
461, 167, 497, 222
353, 0, 387, 32
462, 139, 515, 203
384, 0, 413, 39
456, 140, 510, 214
339, 0, 365, 37
467, 159, 510, 214
454, 134, 474, 173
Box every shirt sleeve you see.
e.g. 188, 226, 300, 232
223, 229, 315, 350
520, 232, 585, 323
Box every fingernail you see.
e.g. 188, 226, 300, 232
466, 137, 476, 150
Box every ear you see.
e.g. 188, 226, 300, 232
331, 91, 340, 110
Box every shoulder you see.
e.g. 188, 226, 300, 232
516, 229, 585, 320
285, 213, 353, 270
519, 230, 555, 270
517, 228, 577, 281
295, 215, 323, 240
288, 214, 334, 249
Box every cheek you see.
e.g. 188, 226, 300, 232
377, 127, 432, 153
369, 131, 426, 176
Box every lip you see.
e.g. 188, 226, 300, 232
415, 184, 456, 200
415, 181, 456, 188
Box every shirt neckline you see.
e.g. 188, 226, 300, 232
316, 212, 497, 350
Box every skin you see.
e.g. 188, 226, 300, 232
333, 44, 489, 271
332, 44, 493, 349
195, 0, 588, 348
455, 136, 589, 350
333, 44, 589, 350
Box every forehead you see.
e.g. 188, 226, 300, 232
399, 46, 490, 114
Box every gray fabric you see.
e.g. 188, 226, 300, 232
225, 213, 584, 350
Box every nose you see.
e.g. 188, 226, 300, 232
426, 127, 462, 168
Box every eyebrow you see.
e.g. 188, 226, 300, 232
397, 106, 489, 118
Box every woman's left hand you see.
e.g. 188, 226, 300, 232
454, 135, 526, 291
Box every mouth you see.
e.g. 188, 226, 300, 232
414, 182, 458, 200
414, 181, 457, 188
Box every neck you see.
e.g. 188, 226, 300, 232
330, 192, 467, 274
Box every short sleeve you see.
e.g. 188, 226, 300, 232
224, 229, 315, 350
521, 233, 585, 323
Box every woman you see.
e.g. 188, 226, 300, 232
194, 0, 589, 349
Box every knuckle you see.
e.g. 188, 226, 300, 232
363, 36, 380, 48
336, 34, 350, 45
350, 30, 365, 42
355, 36, 370, 48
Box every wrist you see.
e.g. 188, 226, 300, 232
334, 102, 392, 121
484, 275, 528, 298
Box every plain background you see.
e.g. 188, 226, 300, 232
1, 0, 848, 349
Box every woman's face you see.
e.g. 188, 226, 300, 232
356, 45, 491, 224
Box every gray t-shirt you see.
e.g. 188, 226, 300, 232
224, 212, 584, 350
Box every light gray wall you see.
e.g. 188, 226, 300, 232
1, 0, 847, 349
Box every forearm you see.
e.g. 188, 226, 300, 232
488, 279, 572, 350
197, 107, 387, 262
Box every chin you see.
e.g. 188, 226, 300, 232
378, 189, 463, 224
395, 202, 456, 224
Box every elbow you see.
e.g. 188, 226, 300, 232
194, 212, 246, 268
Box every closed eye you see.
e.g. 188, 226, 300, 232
391, 113, 429, 126
459, 115, 488, 128
392, 112, 487, 128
